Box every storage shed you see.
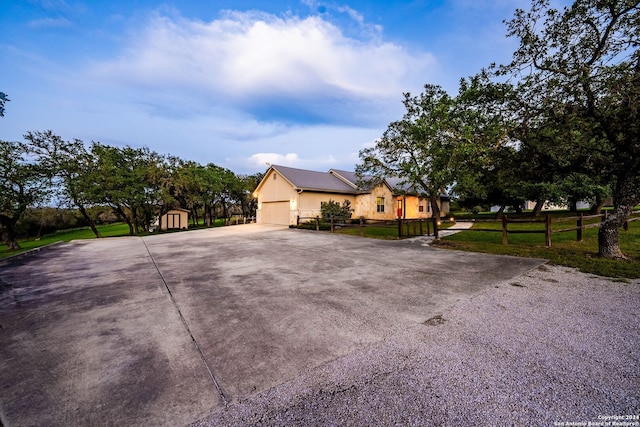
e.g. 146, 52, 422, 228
159, 208, 189, 230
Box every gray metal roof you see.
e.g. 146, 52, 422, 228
329, 169, 378, 191
269, 165, 449, 198
272, 165, 357, 193
385, 177, 417, 194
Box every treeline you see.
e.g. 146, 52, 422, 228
358, 0, 639, 260
1, 131, 263, 250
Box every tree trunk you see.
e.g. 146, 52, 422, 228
222, 201, 229, 220
494, 204, 506, 219
598, 215, 625, 258
191, 208, 199, 226
113, 205, 134, 235
429, 194, 441, 221
598, 177, 638, 259
78, 204, 102, 238
532, 200, 544, 217
131, 207, 140, 235
590, 194, 605, 214
1, 224, 21, 251
204, 203, 211, 227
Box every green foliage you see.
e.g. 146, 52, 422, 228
320, 199, 353, 221
0, 92, 9, 117
496, 0, 640, 257
4, 130, 257, 241
357, 85, 457, 219
0, 140, 50, 250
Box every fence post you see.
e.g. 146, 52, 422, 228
577, 212, 583, 242
359, 217, 364, 237
419, 218, 423, 236
545, 214, 552, 247
316, 216, 320, 231
331, 216, 335, 232
398, 218, 403, 238
413, 221, 417, 237
297, 216, 300, 226
433, 218, 439, 240
426, 218, 431, 236
501, 215, 508, 246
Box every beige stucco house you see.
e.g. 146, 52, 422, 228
254, 165, 450, 226
159, 208, 189, 230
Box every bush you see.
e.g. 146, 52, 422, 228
15, 208, 84, 238
320, 199, 353, 222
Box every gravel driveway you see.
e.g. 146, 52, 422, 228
193, 264, 640, 426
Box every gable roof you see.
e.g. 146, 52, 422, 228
255, 165, 449, 198
329, 169, 379, 191
269, 165, 357, 194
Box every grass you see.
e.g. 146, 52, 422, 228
0, 223, 133, 259
433, 213, 640, 279
0, 218, 231, 259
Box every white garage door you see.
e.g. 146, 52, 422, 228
261, 201, 290, 225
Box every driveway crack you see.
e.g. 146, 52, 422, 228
142, 238, 228, 406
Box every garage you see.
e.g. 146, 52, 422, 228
260, 201, 290, 225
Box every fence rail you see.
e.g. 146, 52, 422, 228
443, 210, 640, 247
297, 210, 639, 246
297, 216, 442, 238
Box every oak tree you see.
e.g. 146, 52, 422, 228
498, 0, 640, 258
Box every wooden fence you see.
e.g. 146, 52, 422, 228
443, 210, 640, 247
296, 216, 441, 238
298, 209, 640, 246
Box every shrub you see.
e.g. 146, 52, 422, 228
320, 199, 353, 222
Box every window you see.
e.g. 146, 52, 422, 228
376, 197, 385, 213
419, 204, 424, 213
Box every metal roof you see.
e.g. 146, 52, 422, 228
263, 165, 449, 198
329, 169, 378, 191
272, 165, 357, 193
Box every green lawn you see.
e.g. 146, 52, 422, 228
0, 219, 231, 259
435, 215, 640, 279
0, 223, 132, 259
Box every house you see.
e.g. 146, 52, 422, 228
253, 165, 450, 226
159, 208, 189, 230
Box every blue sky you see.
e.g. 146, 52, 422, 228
1, 0, 533, 174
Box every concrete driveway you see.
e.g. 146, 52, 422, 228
0, 224, 545, 426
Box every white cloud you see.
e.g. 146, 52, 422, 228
88, 9, 434, 123
231, 124, 382, 172
249, 152, 301, 167
247, 152, 341, 170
